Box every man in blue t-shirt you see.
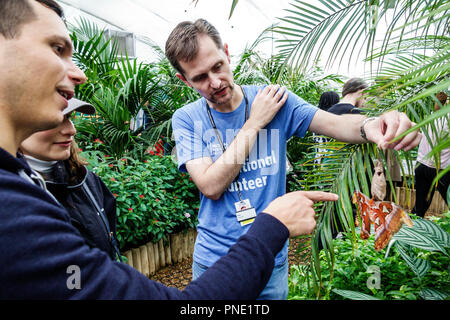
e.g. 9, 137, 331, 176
166, 19, 422, 299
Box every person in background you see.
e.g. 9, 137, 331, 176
20, 98, 122, 261
318, 91, 340, 111
314, 91, 340, 163
327, 78, 368, 115
413, 92, 449, 218
0, 0, 336, 299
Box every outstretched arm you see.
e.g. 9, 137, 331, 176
308, 109, 421, 151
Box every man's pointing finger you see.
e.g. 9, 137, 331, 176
297, 191, 339, 202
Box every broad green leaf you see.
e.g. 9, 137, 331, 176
393, 222, 449, 255
395, 242, 430, 278
411, 219, 450, 248
332, 289, 380, 300
420, 288, 449, 300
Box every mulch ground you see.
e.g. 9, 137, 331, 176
149, 237, 308, 290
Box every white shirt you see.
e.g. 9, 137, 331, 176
417, 116, 449, 169
23, 155, 57, 175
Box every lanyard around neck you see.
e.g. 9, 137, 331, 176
205, 85, 249, 149
205, 85, 249, 201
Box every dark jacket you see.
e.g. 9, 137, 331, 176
0, 147, 288, 299
44, 161, 118, 260
327, 102, 362, 115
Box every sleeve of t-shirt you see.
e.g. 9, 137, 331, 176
283, 91, 318, 139
172, 108, 209, 172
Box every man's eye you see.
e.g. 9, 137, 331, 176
53, 44, 64, 54
193, 75, 207, 82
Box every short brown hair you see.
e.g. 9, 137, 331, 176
342, 77, 368, 97
0, 0, 64, 39
165, 19, 223, 75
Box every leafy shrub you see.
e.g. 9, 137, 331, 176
288, 214, 450, 300
82, 150, 200, 251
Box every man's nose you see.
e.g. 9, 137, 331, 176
69, 63, 87, 85
210, 75, 221, 89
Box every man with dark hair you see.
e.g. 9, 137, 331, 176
165, 18, 224, 77
0, 0, 338, 299
0, 0, 64, 38
327, 77, 368, 115
166, 19, 421, 299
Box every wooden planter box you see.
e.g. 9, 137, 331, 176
122, 228, 197, 278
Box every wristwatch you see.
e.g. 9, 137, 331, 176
360, 117, 378, 142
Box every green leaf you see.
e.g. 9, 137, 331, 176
228, 0, 239, 19
411, 219, 450, 248
395, 242, 430, 278
447, 185, 450, 206
393, 220, 449, 255
420, 288, 449, 300
332, 289, 381, 300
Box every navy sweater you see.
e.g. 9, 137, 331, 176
0, 147, 288, 299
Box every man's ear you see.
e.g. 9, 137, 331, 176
224, 43, 231, 63
176, 73, 191, 87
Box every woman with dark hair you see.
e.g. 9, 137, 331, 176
318, 91, 340, 111
19, 99, 122, 261
314, 91, 340, 164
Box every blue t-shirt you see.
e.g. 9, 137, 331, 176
172, 85, 318, 267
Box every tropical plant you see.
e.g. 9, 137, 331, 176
334, 213, 450, 300
262, 0, 450, 298
69, 18, 201, 160
289, 214, 450, 300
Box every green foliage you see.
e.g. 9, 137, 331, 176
272, 6, 450, 291
81, 151, 200, 250
289, 215, 450, 300
70, 18, 201, 160
290, 235, 416, 300
390, 216, 450, 255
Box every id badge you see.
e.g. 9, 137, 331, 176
234, 199, 256, 226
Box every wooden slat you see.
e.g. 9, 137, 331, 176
158, 239, 166, 268
153, 242, 160, 271
165, 239, 172, 265
131, 248, 141, 274
146, 242, 156, 275
139, 245, 149, 278
124, 250, 133, 268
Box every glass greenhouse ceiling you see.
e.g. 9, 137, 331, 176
56, 0, 292, 63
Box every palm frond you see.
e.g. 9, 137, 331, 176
272, 0, 449, 73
